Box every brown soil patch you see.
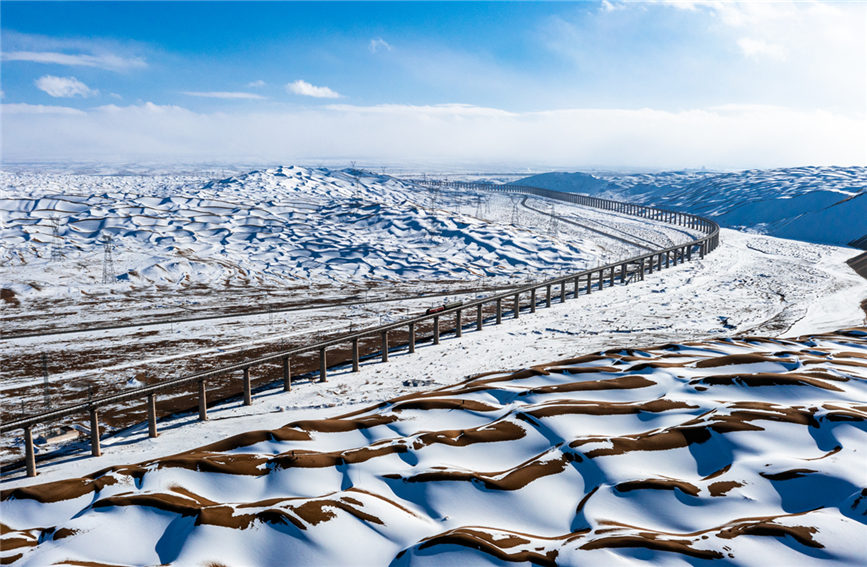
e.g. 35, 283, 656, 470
414, 527, 559, 566
0, 288, 19, 307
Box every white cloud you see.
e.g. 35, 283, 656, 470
246, 80, 266, 88
326, 103, 516, 118
1, 103, 85, 115
600, 0, 626, 12
369, 38, 393, 53
737, 38, 786, 60
35, 75, 98, 98
2, 101, 863, 169
286, 80, 341, 99
182, 91, 266, 100
3, 50, 146, 71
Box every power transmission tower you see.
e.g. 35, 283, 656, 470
547, 204, 559, 237
50, 216, 63, 263
102, 235, 116, 284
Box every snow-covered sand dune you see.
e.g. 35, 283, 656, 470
1, 166, 617, 297
3, 328, 866, 566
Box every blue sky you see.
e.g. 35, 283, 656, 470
2, 1, 865, 169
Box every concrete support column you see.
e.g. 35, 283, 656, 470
90, 408, 101, 457
574, 277, 580, 297
198, 379, 208, 421
530, 288, 537, 312
546, 285, 552, 307
319, 347, 327, 382
496, 298, 502, 324
560, 281, 566, 303
513, 294, 520, 318
620, 263, 627, 283
24, 425, 36, 477
347, 341, 357, 373
409, 323, 416, 352
476, 304, 483, 330
381, 331, 389, 362
598, 269, 604, 290
456, 309, 462, 336
433, 316, 440, 344
147, 394, 158, 438
243, 368, 252, 406
283, 356, 292, 390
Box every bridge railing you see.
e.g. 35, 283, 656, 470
3, 181, 720, 478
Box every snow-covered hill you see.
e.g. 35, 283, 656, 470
3, 327, 865, 566
516, 166, 867, 248
0, 166, 606, 298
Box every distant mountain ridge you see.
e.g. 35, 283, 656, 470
516, 166, 867, 249
515, 171, 614, 195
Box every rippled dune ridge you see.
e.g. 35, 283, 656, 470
3, 329, 866, 566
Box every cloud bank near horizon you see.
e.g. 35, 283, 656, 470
2, 101, 863, 170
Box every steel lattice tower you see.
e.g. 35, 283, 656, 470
102, 235, 116, 284
547, 204, 559, 237
50, 216, 63, 263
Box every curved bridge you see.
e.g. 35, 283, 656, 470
2, 181, 720, 477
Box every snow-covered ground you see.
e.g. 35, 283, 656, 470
2, 166, 866, 566
3, 226, 864, 482
1, 165, 696, 336
0, 167, 700, 453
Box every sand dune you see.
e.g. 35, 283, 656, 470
2, 166, 636, 295
3, 328, 865, 565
